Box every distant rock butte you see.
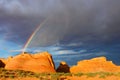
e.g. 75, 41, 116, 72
56, 61, 70, 73
70, 57, 120, 73
0, 52, 56, 73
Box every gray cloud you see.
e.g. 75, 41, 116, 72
0, 0, 120, 47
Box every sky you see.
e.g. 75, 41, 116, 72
0, 0, 120, 67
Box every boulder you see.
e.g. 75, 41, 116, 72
4, 52, 56, 73
56, 61, 70, 73
70, 57, 120, 73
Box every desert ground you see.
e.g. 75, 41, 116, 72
0, 68, 120, 80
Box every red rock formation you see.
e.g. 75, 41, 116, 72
56, 61, 70, 73
4, 52, 56, 73
70, 57, 120, 73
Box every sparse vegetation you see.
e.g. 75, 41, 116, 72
51, 73, 60, 80
0, 68, 120, 80
85, 72, 97, 77
74, 72, 84, 77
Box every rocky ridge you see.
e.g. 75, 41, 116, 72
0, 52, 120, 73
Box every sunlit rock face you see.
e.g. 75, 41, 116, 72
56, 61, 70, 73
2, 52, 56, 73
70, 57, 120, 73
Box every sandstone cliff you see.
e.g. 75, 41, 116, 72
0, 52, 56, 73
70, 57, 120, 73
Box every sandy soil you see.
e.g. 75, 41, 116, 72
67, 76, 120, 80
0, 76, 120, 80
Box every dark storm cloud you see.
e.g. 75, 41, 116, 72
0, 0, 120, 46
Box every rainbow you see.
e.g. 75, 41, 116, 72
22, 19, 48, 53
